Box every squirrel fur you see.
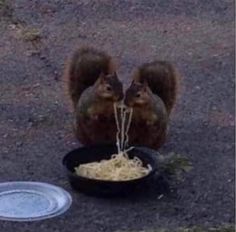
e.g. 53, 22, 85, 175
64, 47, 123, 145
124, 61, 178, 149
65, 47, 178, 149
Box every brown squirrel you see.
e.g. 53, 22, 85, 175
64, 47, 123, 145
65, 47, 117, 108
124, 61, 178, 149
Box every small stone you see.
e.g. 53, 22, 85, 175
22, 28, 41, 42
16, 141, 23, 147
3, 134, 8, 138
40, 55, 47, 60
26, 50, 41, 57
32, 83, 40, 88
8, 24, 17, 29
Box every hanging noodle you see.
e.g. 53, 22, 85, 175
74, 102, 152, 181
113, 102, 121, 154
124, 107, 133, 150
114, 102, 133, 152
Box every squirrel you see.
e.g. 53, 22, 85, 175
65, 47, 117, 108
124, 61, 178, 149
65, 47, 178, 149
64, 47, 123, 145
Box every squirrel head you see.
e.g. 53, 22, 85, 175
94, 72, 123, 101
124, 81, 152, 107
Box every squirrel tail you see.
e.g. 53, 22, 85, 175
64, 47, 116, 108
133, 61, 179, 114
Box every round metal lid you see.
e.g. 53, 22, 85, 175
0, 182, 72, 221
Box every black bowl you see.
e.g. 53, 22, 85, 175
62, 144, 159, 197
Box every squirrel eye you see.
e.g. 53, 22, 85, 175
106, 86, 112, 91
136, 93, 141, 98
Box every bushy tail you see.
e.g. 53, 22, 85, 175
133, 61, 179, 114
64, 47, 115, 108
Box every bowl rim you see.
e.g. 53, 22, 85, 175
62, 145, 158, 184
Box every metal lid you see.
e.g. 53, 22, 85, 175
0, 182, 72, 221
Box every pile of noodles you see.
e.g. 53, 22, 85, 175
75, 152, 152, 181
74, 103, 152, 181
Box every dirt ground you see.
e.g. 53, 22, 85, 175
0, 0, 235, 232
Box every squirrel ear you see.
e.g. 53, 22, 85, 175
106, 72, 118, 79
142, 80, 149, 91
98, 72, 106, 82
113, 72, 118, 79
99, 72, 106, 79
143, 80, 148, 87
131, 80, 139, 85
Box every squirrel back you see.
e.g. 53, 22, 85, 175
64, 47, 116, 108
132, 61, 178, 114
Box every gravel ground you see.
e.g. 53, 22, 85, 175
0, 0, 235, 232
